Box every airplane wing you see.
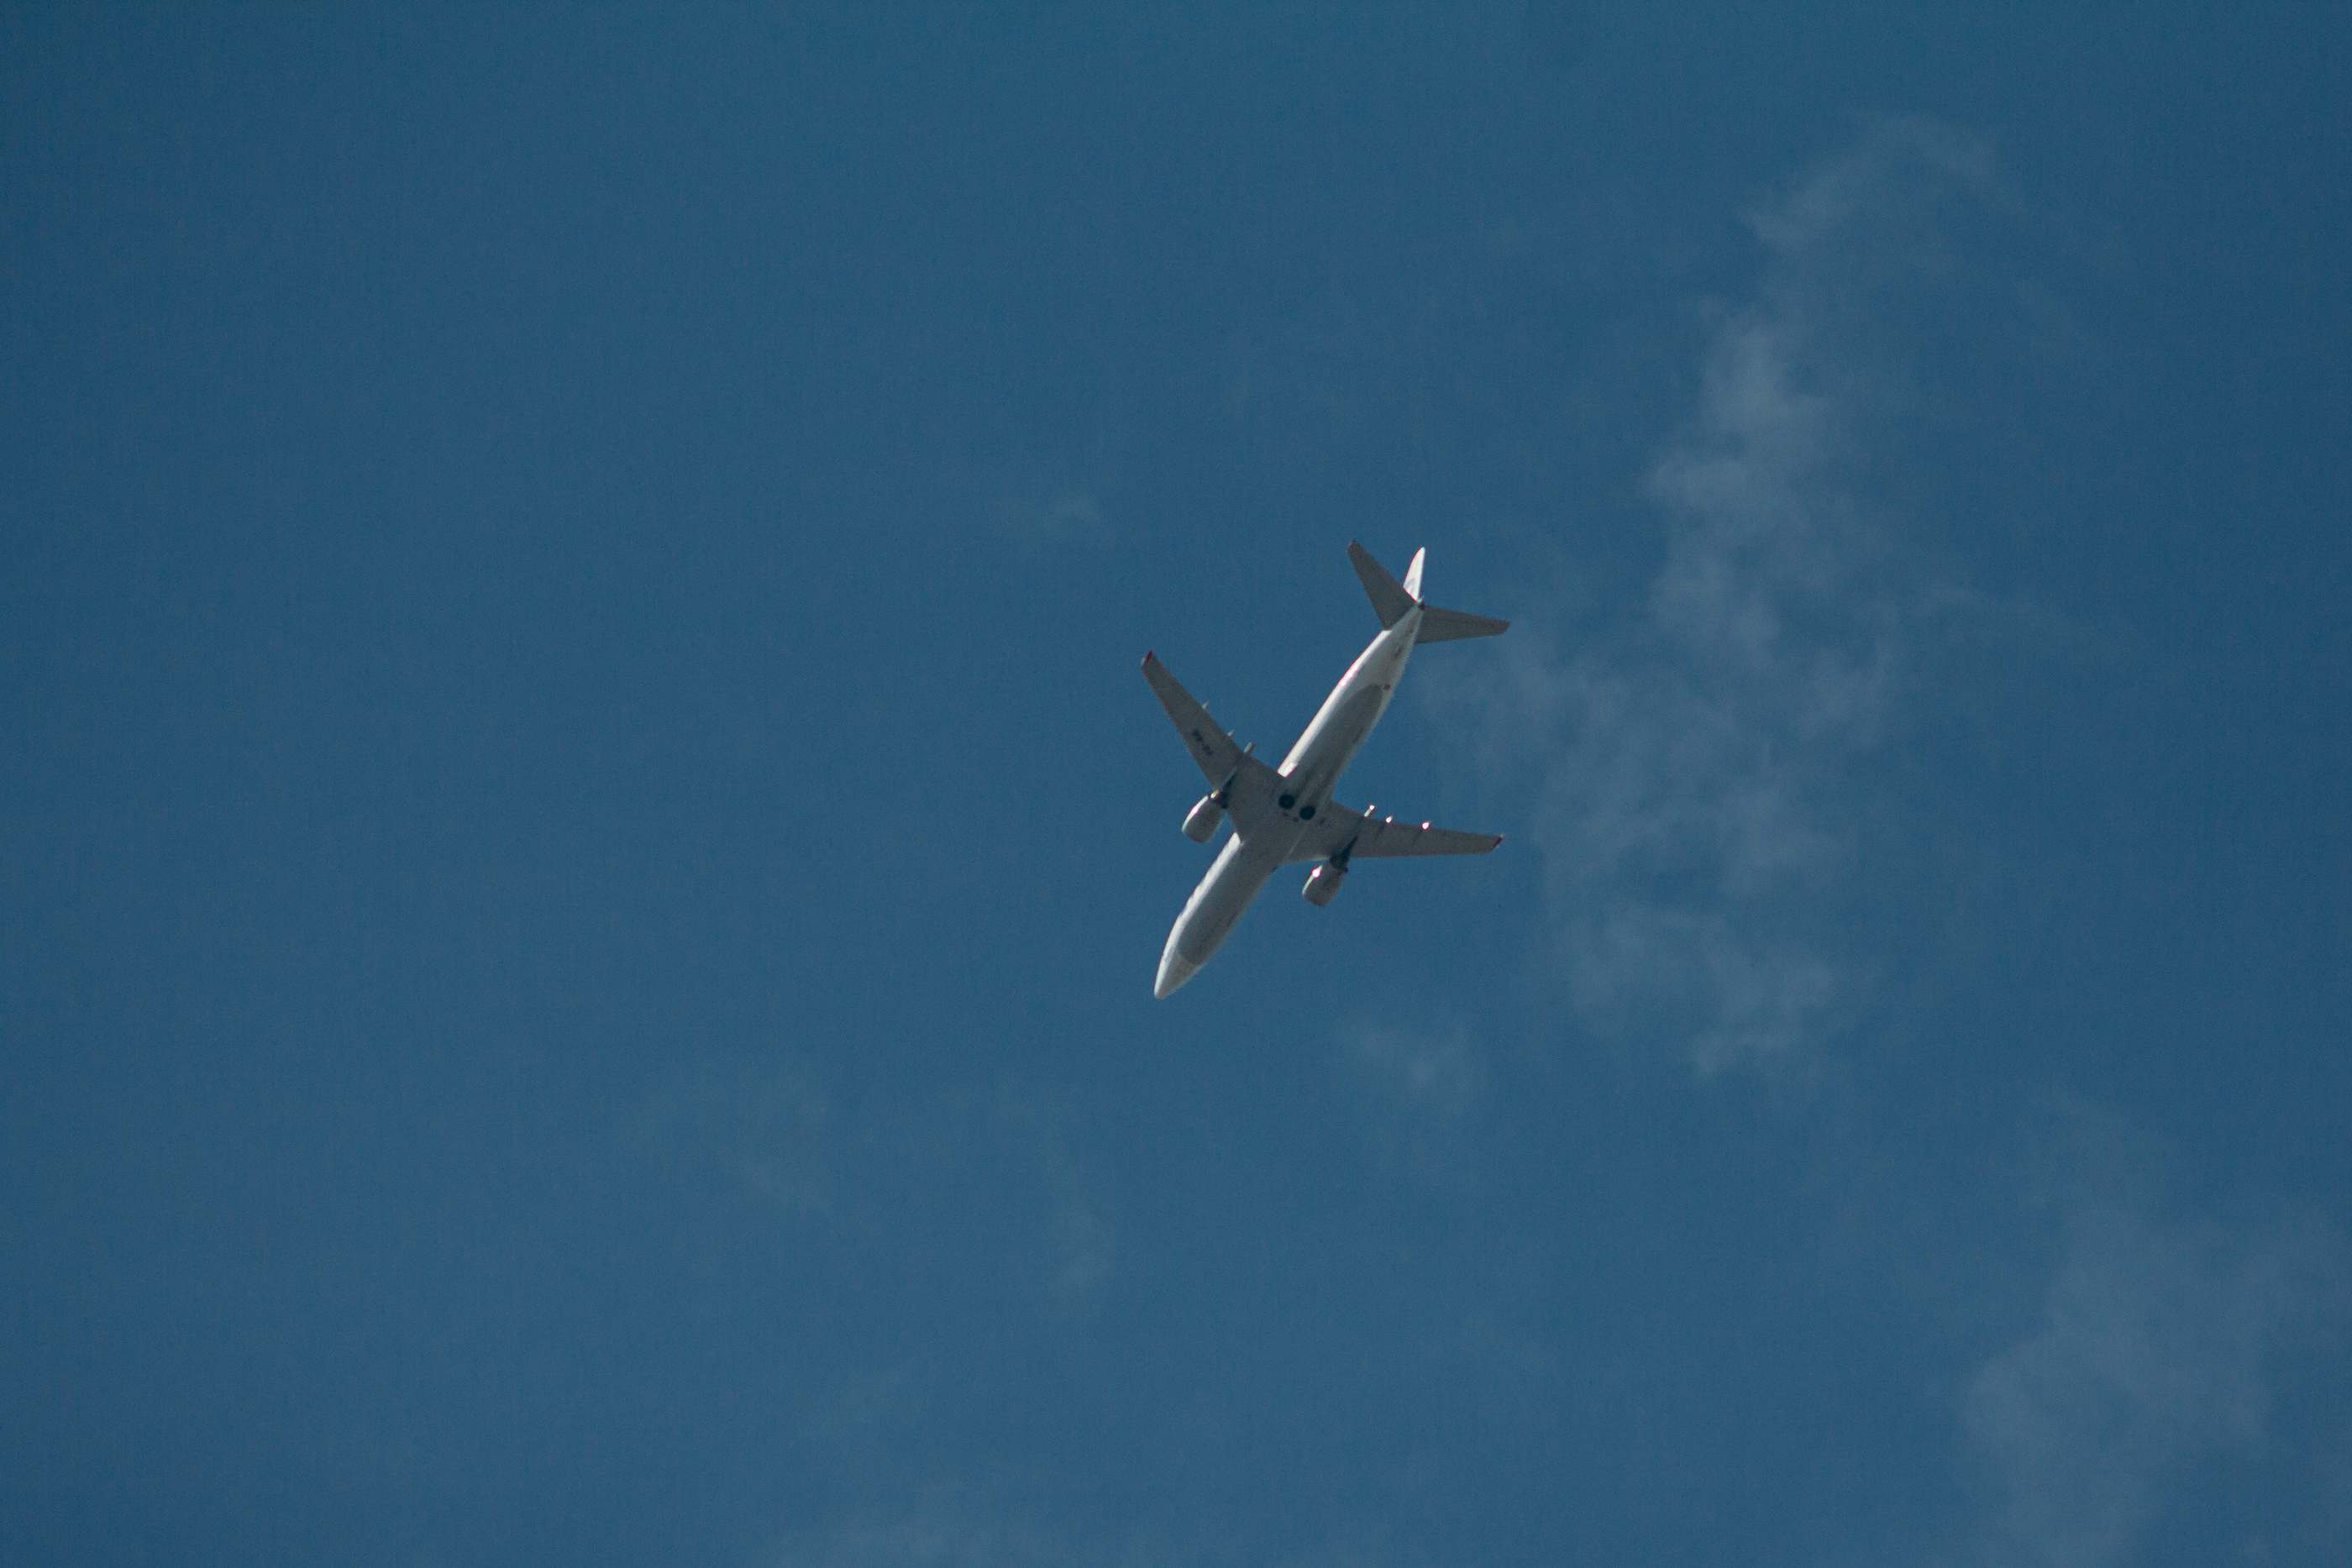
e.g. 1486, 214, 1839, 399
1284, 802, 1503, 865
1142, 652, 1287, 841
1142, 651, 1242, 784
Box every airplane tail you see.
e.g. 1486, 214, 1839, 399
1347, 541, 1510, 643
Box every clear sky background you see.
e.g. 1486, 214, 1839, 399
5, 6, 2348, 1565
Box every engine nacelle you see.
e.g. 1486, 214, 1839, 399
1302, 861, 1347, 906
1183, 794, 1226, 843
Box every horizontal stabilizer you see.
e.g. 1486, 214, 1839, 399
1415, 606, 1510, 642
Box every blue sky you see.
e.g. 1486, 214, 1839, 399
4, 6, 2347, 1565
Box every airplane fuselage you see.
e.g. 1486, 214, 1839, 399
1155, 606, 1421, 997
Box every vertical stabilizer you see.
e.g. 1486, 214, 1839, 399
1347, 541, 1415, 627
1402, 547, 1426, 600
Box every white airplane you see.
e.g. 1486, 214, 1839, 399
1142, 542, 1509, 998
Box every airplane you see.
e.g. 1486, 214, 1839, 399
1142, 542, 1509, 998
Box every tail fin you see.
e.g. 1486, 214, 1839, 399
1348, 541, 1414, 628
1346, 541, 1510, 643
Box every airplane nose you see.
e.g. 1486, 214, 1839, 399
1153, 950, 1200, 999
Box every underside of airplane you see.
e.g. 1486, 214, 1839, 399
1142, 542, 1508, 997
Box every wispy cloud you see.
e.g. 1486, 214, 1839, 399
631, 1055, 1116, 1313
772, 1507, 1079, 1568
1444, 119, 2008, 1074
961, 379, 1131, 555
995, 1085, 1117, 1303
769, 1501, 1436, 1568
1959, 1104, 2349, 1567
1338, 1018, 1485, 1190
652, 1055, 845, 1219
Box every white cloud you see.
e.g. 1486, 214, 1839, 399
1347, 1020, 1483, 1121
636, 1054, 845, 1220
995, 1085, 1117, 1303
1961, 1105, 2349, 1567
1441, 119, 2009, 1074
768, 1502, 1438, 1568
631, 1056, 1116, 1309
773, 1512, 1069, 1568
993, 485, 1117, 553
1339, 1019, 1486, 1188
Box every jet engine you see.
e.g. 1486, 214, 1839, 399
1302, 861, 1347, 906
1183, 794, 1225, 842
